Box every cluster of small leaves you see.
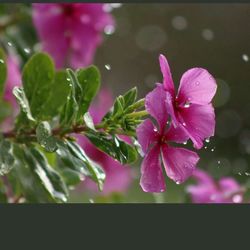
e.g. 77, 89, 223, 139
0, 50, 144, 203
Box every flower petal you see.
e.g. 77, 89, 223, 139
177, 68, 217, 105
159, 54, 175, 96
136, 119, 158, 154
179, 103, 215, 149
140, 145, 166, 193
145, 84, 168, 133
165, 123, 189, 144
161, 145, 199, 184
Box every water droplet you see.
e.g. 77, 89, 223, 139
153, 128, 157, 132
176, 181, 180, 185
182, 122, 186, 127
245, 172, 250, 176
183, 141, 187, 145
232, 194, 242, 203
0, 59, 4, 64
67, 96, 70, 100
66, 78, 71, 82
238, 172, 242, 176
217, 160, 221, 164
105, 64, 111, 71
24, 48, 31, 54
211, 147, 215, 152
242, 54, 249, 62
183, 101, 190, 108
104, 25, 115, 35
205, 138, 210, 143
89, 199, 94, 203
7, 42, 12, 47
195, 81, 200, 86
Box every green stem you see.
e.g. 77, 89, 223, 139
126, 110, 148, 119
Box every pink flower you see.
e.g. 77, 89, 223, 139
77, 89, 133, 195
187, 169, 244, 203
159, 54, 217, 149
4, 55, 22, 108
32, 4, 114, 69
136, 84, 199, 193
0, 55, 21, 132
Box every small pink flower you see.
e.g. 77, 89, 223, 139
187, 169, 244, 203
136, 85, 199, 193
4, 55, 22, 108
159, 54, 217, 149
77, 89, 133, 195
32, 4, 114, 69
0, 55, 22, 132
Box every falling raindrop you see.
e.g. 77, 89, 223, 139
211, 147, 215, 152
0, 59, 4, 64
242, 54, 249, 62
238, 172, 242, 176
204, 146, 207, 149
105, 64, 111, 71
24, 48, 31, 54
7, 41, 12, 47
245, 172, 250, 176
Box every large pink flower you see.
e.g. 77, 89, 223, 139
136, 85, 199, 193
77, 89, 133, 195
187, 169, 244, 203
159, 54, 217, 149
32, 4, 114, 69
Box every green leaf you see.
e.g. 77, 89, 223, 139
76, 66, 101, 116
59, 71, 79, 126
0, 48, 7, 98
36, 121, 57, 152
12, 144, 67, 203
22, 53, 55, 120
28, 147, 68, 202
0, 139, 15, 176
59, 140, 105, 190
85, 130, 137, 164
83, 112, 96, 131
123, 87, 137, 109
41, 70, 71, 119
13, 87, 36, 122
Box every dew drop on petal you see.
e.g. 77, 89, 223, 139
242, 54, 249, 62
183, 141, 187, 145
183, 102, 191, 108
182, 122, 186, 127
195, 81, 200, 86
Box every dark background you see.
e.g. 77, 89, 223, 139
74, 4, 250, 202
